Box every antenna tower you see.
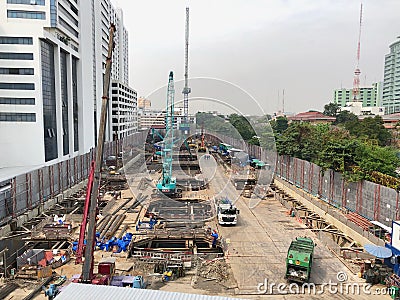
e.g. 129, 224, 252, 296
352, 3, 363, 102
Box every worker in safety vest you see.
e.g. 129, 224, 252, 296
163, 269, 173, 281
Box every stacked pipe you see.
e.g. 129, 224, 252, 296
97, 215, 112, 234
105, 214, 126, 239
116, 224, 129, 239
0, 283, 19, 299
99, 214, 119, 239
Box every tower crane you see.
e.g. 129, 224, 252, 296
156, 72, 182, 198
181, 7, 191, 133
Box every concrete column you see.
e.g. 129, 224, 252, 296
67, 52, 74, 155
54, 45, 63, 161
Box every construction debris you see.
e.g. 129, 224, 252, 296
197, 258, 234, 284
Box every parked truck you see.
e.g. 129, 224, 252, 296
216, 198, 239, 225
285, 237, 315, 283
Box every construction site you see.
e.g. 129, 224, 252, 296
0, 5, 399, 300
0, 62, 395, 298
0, 109, 395, 299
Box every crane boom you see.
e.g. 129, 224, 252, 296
81, 23, 116, 283
156, 72, 181, 198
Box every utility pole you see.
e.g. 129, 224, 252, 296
81, 24, 115, 283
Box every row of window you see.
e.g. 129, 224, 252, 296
65, 0, 78, 15
0, 68, 34, 75
7, 10, 45, 20
0, 112, 36, 122
0, 52, 33, 60
0, 83, 34, 90
0, 97, 35, 105
0, 36, 32, 45
7, 0, 45, 5
58, 3, 78, 27
59, 17, 79, 38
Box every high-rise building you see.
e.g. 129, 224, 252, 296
0, 0, 135, 170
80, 0, 133, 148
111, 80, 137, 140
334, 82, 383, 108
382, 38, 400, 114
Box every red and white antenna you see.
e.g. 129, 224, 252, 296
352, 3, 363, 102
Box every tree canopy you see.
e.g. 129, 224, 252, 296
323, 102, 340, 117
274, 120, 400, 185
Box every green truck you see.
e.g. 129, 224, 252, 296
285, 237, 315, 283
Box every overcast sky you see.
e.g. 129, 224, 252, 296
111, 0, 400, 115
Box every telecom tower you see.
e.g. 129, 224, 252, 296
352, 3, 363, 102
182, 7, 191, 132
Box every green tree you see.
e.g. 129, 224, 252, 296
323, 103, 340, 117
345, 116, 391, 146
270, 116, 288, 134
228, 114, 256, 141
355, 143, 400, 178
334, 110, 358, 125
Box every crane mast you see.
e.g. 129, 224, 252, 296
182, 7, 191, 131
81, 23, 116, 283
156, 72, 181, 197
164, 71, 175, 187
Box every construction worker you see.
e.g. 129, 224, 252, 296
211, 230, 219, 248
163, 269, 173, 282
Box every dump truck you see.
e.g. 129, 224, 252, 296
285, 237, 315, 283
216, 198, 239, 225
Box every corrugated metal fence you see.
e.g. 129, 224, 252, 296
276, 155, 399, 227
0, 130, 147, 226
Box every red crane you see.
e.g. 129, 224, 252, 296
75, 161, 95, 264
75, 23, 116, 283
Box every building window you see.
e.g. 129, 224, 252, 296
7, 0, 45, 5
41, 39, 58, 161
50, 0, 57, 26
60, 51, 69, 155
0, 68, 34, 75
58, 3, 78, 26
0, 97, 35, 105
72, 56, 79, 152
69, 3, 78, 15
0, 36, 32, 44
0, 83, 34, 90
0, 112, 36, 122
7, 10, 45, 19
0, 52, 33, 60
59, 17, 78, 37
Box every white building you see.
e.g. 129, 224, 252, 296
173, 107, 196, 129
80, 0, 132, 147
138, 109, 166, 130
0, 0, 134, 170
341, 101, 384, 116
138, 107, 196, 131
111, 80, 137, 139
